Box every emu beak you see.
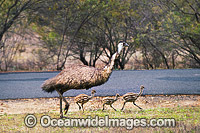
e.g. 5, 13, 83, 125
124, 43, 129, 47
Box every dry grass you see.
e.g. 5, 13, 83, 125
0, 95, 200, 132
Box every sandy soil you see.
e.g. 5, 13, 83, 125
0, 95, 200, 115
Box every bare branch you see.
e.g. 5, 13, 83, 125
0, 0, 6, 8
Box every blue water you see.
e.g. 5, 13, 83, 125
0, 69, 200, 99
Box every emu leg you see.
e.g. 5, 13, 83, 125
133, 102, 142, 110
55, 89, 63, 118
60, 96, 63, 118
76, 102, 81, 110
81, 103, 84, 112
55, 89, 70, 117
121, 101, 127, 111
102, 103, 105, 111
63, 97, 70, 115
110, 104, 116, 111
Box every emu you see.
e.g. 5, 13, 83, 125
41, 42, 129, 118
121, 85, 145, 111
102, 93, 120, 111
74, 89, 96, 112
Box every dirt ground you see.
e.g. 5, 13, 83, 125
0, 95, 200, 115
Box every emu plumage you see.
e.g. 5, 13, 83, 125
42, 64, 112, 93
102, 93, 120, 111
41, 42, 129, 118
75, 89, 96, 112
121, 85, 145, 110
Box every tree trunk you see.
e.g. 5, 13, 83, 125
80, 49, 88, 66
148, 39, 170, 69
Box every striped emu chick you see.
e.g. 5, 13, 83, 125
121, 85, 145, 111
75, 89, 96, 112
102, 93, 120, 111
41, 42, 129, 118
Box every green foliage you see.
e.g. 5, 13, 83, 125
1, 0, 200, 71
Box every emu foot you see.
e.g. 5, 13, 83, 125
64, 104, 69, 115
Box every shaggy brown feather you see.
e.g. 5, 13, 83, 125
41, 42, 128, 117
42, 64, 112, 93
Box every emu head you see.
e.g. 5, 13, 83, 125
140, 85, 145, 90
117, 41, 129, 54
116, 93, 120, 97
91, 89, 96, 94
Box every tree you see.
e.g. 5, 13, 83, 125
0, 32, 22, 71
159, 0, 200, 67
0, 0, 39, 49
89, 0, 136, 69
1, 0, 200, 71
32, 0, 106, 69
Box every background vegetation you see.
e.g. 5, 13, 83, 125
0, 0, 200, 71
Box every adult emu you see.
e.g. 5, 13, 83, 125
41, 42, 129, 118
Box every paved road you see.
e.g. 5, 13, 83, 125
0, 69, 200, 99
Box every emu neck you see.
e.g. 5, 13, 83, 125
104, 53, 118, 71
89, 93, 94, 99
137, 89, 143, 97
114, 96, 119, 101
